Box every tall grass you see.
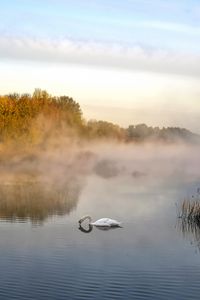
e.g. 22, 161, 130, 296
179, 199, 200, 223
177, 197, 200, 251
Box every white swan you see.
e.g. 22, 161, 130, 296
78, 215, 121, 227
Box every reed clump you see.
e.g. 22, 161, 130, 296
177, 198, 200, 251
180, 199, 200, 223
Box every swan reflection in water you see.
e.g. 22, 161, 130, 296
79, 223, 122, 233
78, 215, 122, 233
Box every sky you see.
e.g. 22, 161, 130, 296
1, 0, 200, 132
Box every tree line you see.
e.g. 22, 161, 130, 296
0, 89, 198, 146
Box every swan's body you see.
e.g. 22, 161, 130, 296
90, 218, 121, 227
78, 215, 121, 227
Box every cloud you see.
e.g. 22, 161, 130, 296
0, 35, 200, 77
138, 20, 200, 35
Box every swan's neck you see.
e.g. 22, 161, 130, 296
79, 215, 92, 224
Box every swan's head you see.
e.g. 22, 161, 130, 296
78, 215, 92, 225
79, 224, 93, 233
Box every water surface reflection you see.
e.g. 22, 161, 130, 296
0, 181, 81, 224
177, 217, 200, 252
79, 223, 122, 233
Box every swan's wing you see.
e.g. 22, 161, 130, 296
91, 219, 108, 226
90, 218, 110, 227
91, 218, 121, 227
107, 218, 121, 226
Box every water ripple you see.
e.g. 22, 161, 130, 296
0, 260, 200, 300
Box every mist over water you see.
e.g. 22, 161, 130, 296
1, 141, 200, 223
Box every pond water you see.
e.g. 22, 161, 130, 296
1, 144, 200, 300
